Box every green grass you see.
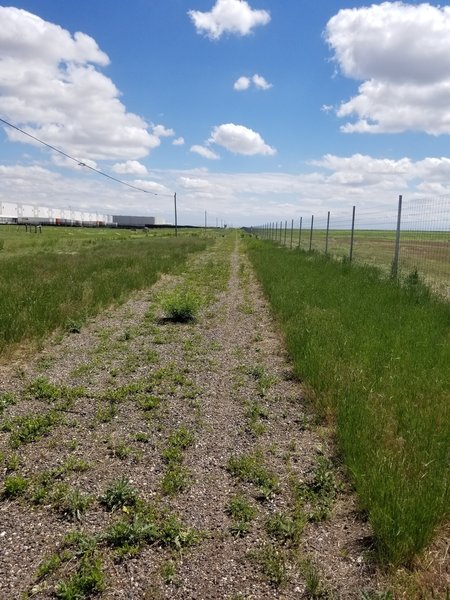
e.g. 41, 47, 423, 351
0, 227, 208, 354
227, 450, 279, 499
248, 239, 450, 566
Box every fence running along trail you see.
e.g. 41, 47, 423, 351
253, 195, 450, 298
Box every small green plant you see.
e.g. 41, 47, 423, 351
252, 544, 287, 587
108, 439, 132, 460
4, 452, 22, 472
55, 554, 104, 599
65, 318, 83, 334
95, 401, 117, 423
36, 553, 64, 579
61, 456, 90, 473
301, 558, 328, 598
226, 494, 256, 536
162, 465, 191, 496
227, 451, 278, 498
292, 455, 338, 522
265, 509, 306, 546
50, 484, 93, 521
161, 560, 177, 585
162, 287, 201, 323
133, 432, 150, 443
9, 411, 59, 447
0, 391, 15, 414
3, 473, 28, 498
100, 478, 139, 512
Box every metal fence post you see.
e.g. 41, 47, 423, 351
325, 210, 330, 255
309, 215, 314, 251
392, 194, 403, 278
290, 218, 294, 249
349, 205, 356, 263
298, 217, 302, 249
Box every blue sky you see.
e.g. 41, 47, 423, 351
1, 0, 450, 226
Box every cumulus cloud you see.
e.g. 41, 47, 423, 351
152, 124, 175, 138
234, 74, 272, 91
325, 2, 450, 134
252, 74, 272, 90
0, 6, 158, 159
172, 137, 185, 146
190, 145, 220, 160
112, 161, 149, 176
132, 180, 171, 195
188, 0, 270, 39
209, 123, 276, 156
234, 76, 251, 91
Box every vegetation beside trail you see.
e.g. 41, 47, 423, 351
0, 226, 209, 354
247, 239, 450, 566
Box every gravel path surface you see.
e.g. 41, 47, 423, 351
0, 235, 383, 599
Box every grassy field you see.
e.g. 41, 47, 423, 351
265, 228, 450, 298
0, 225, 209, 354
248, 238, 450, 566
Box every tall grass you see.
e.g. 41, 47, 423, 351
0, 235, 208, 353
247, 240, 450, 566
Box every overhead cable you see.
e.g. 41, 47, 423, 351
0, 116, 168, 196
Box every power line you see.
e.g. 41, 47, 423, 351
0, 116, 167, 196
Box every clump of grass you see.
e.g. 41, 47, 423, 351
55, 554, 104, 599
248, 240, 450, 565
291, 455, 339, 522
162, 464, 191, 496
0, 391, 15, 414
99, 478, 139, 512
25, 376, 85, 404
226, 493, 257, 537
251, 544, 287, 587
9, 410, 59, 447
300, 558, 328, 598
161, 287, 201, 323
265, 509, 306, 546
3, 473, 29, 498
50, 483, 93, 521
227, 450, 278, 499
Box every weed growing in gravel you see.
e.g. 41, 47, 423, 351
9, 410, 59, 447
50, 483, 93, 521
301, 558, 328, 598
26, 376, 86, 405
251, 544, 287, 588
4, 452, 22, 472
161, 560, 177, 584
0, 391, 15, 414
107, 439, 132, 460
227, 450, 279, 499
55, 554, 104, 599
104, 507, 199, 560
100, 478, 139, 511
161, 287, 201, 323
226, 494, 257, 536
245, 400, 269, 437
3, 473, 29, 498
162, 465, 191, 496
265, 509, 306, 547
248, 365, 278, 397
291, 455, 339, 522
95, 401, 117, 423
36, 552, 66, 580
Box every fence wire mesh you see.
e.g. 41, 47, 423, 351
254, 195, 450, 299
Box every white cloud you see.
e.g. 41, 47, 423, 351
188, 0, 270, 40
325, 2, 450, 134
190, 145, 220, 160
153, 124, 175, 138
132, 180, 171, 195
209, 123, 276, 156
0, 7, 158, 159
234, 74, 272, 91
234, 76, 251, 91
252, 74, 272, 90
2, 155, 450, 226
172, 137, 185, 146
112, 161, 148, 176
